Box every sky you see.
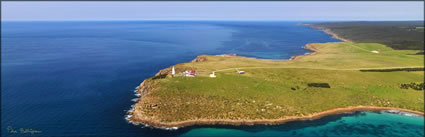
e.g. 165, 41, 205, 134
1, 1, 424, 21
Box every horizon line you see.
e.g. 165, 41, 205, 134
2, 19, 424, 22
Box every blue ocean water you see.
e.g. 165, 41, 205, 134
1, 21, 423, 137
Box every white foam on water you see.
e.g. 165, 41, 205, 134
125, 86, 141, 125
133, 86, 139, 92
135, 93, 141, 97
124, 114, 133, 124
125, 114, 132, 119
128, 108, 134, 113
385, 110, 400, 113
382, 110, 421, 117
157, 126, 180, 130
399, 112, 421, 117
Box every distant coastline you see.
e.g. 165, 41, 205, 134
301, 23, 352, 43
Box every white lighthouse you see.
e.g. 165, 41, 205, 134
172, 66, 176, 76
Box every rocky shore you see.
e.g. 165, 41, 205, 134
128, 98, 424, 129
289, 43, 318, 61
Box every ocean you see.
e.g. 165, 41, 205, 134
1, 21, 423, 137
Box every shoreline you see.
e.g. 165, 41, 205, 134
301, 23, 352, 43
211, 44, 316, 62
126, 23, 423, 130
289, 43, 318, 61
322, 29, 353, 43
127, 105, 424, 129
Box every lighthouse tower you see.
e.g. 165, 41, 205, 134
172, 66, 176, 76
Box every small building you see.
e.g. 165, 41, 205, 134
235, 68, 245, 74
183, 70, 197, 77
237, 71, 245, 74
209, 72, 216, 78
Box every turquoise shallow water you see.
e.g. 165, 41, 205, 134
179, 111, 424, 137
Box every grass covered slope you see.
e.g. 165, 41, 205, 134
129, 42, 424, 128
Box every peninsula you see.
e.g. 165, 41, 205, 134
127, 22, 425, 129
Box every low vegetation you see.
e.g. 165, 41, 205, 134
307, 83, 331, 88
359, 67, 424, 72
400, 82, 425, 91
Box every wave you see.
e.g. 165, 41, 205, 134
381, 110, 421, 117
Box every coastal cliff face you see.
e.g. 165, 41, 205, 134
127, 79, 156, 125
301, 23, 352, 42
191, 55, 208, 62
127, 56, 207, 128
289, 44, 317, 60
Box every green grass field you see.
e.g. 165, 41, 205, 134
133, 42, 424, 122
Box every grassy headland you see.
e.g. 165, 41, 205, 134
128, 41, 424, 128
